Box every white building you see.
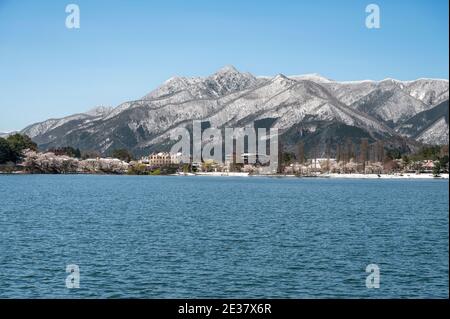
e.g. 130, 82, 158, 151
140, 152, 185, 167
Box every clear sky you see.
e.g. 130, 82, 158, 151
0, 0, 448, 132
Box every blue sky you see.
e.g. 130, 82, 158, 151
0, 0, 448, 132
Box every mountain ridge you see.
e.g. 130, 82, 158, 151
20, 66, 449, 157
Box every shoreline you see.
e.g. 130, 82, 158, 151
166, 172, 450, 179
322, 173, 449, 179
1, 171, 448, 179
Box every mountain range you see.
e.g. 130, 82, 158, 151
20, 66, 449, 157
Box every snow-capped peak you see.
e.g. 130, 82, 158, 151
270, 74, 297, 87
379, 78, 403, 84
289, 73, 332, 83
85, 106, 113, 117
214, 65, 239, 75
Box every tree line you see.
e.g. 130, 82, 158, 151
0, 134, 37, 164
280, 138, 449, 169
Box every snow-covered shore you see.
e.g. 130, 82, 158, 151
324, 173, 449, 179
195, 172, 250, 177
176, 172, 449, 179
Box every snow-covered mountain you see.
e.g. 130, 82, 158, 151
142, 65, 263, 101
0, 132, 14, 138
417, 117, 449, 145
396, 100, 449, 145
20, 66, 449, 156
22, 106, 113, 139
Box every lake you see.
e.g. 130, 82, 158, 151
0, 175, 448, 298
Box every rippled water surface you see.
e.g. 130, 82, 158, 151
0, 175, 448, 298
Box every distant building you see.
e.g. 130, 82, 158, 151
170, 152, 184, 165
309, 158, 337, 171
148, 152, 172, 167
140, 152, 184, 167
422, 160, 435, 172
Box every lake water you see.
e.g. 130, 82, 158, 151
0, 175, 448, 298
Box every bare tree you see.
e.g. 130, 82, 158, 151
377, 141, 384, 163
345, 137, 353, 163
360, 138, 369, 173
336, 144, 341, 163
325, 139, 331, 172
278, 139, 284, 174
297, 141, 305, 164
314, 145, 318, 171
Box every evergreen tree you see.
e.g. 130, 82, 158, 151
0, 138, 17, 164
6, 134, 37, 153
111, 149, 133, 162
